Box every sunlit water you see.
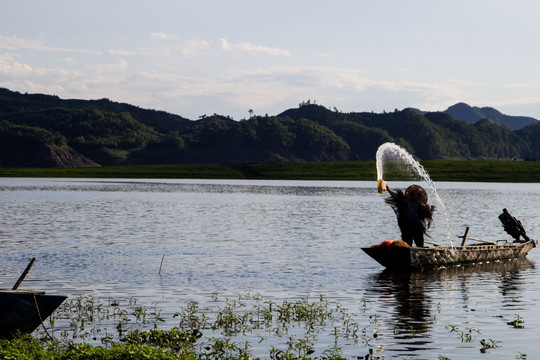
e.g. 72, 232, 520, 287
1, 178, 540, 359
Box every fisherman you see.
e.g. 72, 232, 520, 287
384, 184, 434, 247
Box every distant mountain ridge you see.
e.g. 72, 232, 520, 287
1, 88, 540, 167
409, 103, 538, 130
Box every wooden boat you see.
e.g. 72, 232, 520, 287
363, 209, 536, 271
0, 258, 67, 339
362, 239, 536, 271
0, 289, 67, 339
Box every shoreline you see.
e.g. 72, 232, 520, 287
0, 160, 539, 182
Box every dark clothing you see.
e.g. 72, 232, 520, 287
386, 189, 434, 247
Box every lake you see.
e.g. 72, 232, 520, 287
1, 178, 539, 359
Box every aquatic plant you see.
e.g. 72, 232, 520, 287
122, 328, 202, 353
507, 314, 525, 329
38, 293, 373, 359
364, 348, 382, 360
480, 338, 502, 353
460, 327, 480, 343
5, 291, 525, 359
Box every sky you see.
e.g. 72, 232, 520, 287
2, 1, 540, 121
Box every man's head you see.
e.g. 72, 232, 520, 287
405, 185, 428, 204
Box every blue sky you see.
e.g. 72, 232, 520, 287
2, 1, 540, 120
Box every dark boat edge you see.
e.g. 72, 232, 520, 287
0, 290, 68, 340
362, 239, 537, 271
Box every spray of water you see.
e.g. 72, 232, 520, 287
376, 142, 453, 245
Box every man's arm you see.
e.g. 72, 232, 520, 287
386, 185, 397, 198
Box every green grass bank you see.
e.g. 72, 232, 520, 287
0, 160, 539, 182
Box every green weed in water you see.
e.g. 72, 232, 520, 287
507, 314, 525, 329
40, 293, 369, 359
1, 292, 521, 359
480, 338, 502, 353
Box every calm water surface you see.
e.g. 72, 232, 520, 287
1, 178, 540, 359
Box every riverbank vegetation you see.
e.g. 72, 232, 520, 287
0, 292, 528, 359
0, 160, 539, 182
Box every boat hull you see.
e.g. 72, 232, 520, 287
0, 290, 67, 339
362, 240, 536, 270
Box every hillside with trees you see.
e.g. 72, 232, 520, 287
0, 88, 539, 167
443, 103, 538, 130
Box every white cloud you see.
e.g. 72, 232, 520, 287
0, 53, 76, 80
108, 48, 139, 56
0, 46, 468, 119
499, 83, 538, 90
0, 33, 290, 75
96, 59, 129, 73
150, 32, 179, 40
1, 30, 534, 121
134, 65, 465, 118
21, 81, 65, 95
0, 35, 48, 51
154, 37, 290, 58
0, 35, 101, 55
219, 38, 290, 56
180, 40, 211, 56
1, 52, 116, 82
0, 53, 33, 76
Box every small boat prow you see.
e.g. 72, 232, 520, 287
0, 258, 67, 339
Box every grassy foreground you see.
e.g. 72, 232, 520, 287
0, 160, 539, 182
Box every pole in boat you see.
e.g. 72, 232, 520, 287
12, 257, 36, 290
460, 227, 470, 246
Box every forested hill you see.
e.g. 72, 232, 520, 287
408, 102, 538, 130
1, 88, 539, 168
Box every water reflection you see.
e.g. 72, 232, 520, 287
494, 259, 535, 307
365, 270, 433, 356
365, 258, 535, 356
